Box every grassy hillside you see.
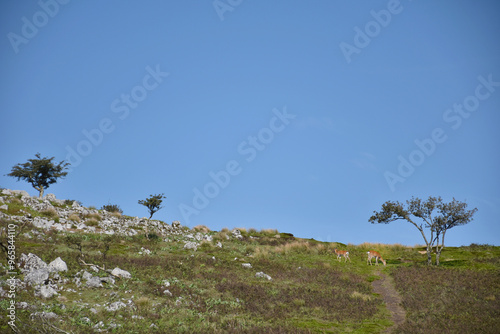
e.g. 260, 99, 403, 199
0, 191, 499, 333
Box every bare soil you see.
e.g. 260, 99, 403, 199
371, 270, 406, 333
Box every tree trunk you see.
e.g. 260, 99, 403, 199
436, 231, 447, 266
411, 222, 432, 265
38, 186, 44, 199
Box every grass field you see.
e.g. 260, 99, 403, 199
1, 213, 499, 333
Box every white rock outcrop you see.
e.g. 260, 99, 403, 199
111, 267, 131, 279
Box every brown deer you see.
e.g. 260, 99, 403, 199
367, 251, 386, 266
334, 248, 351, 263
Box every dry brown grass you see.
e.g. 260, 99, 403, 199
261, 228, 279, 235
40, 207, 58, 219
86, 219, 99, 227
84, 212, 102, 221
68, 213, 81, 223
10, 198, 22, 205
253, 246, 271, 259
193, 225, 211, 233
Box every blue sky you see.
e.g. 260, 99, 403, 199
1, 0, 499, 246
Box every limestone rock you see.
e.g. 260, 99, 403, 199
82, 271, 93, 281
39, 285, 58, 298
19, 253, 47, 272
184, 241, 198, 251
255, 272, 272, 280
86, 276, 103, 288
48, 257, 68, 273
105, 301, 127, 312
232, 229, 243, 239
24, 268, 49, 285
111, 267, 131, 279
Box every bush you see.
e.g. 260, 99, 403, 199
40, 207, 58, 219
193, 225, 211, 233
86, 219, 99, 227
101, 203, 123, 214
84, 212, 102, 221
68, 213, 81, 223
147, 233, 160, 242
64, 199, 82, 206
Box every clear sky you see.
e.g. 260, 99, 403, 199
1, 1, 499, 246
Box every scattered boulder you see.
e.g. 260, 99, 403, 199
184, 241, 198, 251
111, 267, 131, 279
19, 253, 47, 273
139, 247, 152, 255
0, 204, 7, 211
172, 220, 181, 228
242, 263, 252, 269
24, 268, 49, 286
82, 271, 93, 281
86, 276, 103, 288
48, 257, 68, 273
255, 272, 272, 281
100, 277, 115, 285
31, 311, 58, 320
105, 301, 127, 312
44, 193, 64, 206
39, 285, 58, 298
9, 190, 30, 198
232, 229, 243, 239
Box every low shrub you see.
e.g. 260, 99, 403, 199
193, 225, 211, 233
101, 203, 123, 214
68, 214, 81, 223
40, 207, 58, 219
86, 219, 99, 227
84, 212, 102, 221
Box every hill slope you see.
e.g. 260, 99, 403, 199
0, 189, 499, 333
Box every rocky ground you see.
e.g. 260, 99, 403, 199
0, 189, 275, 333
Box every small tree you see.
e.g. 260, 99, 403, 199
369, 196, 477, 265
138, 193, 166, 238
433, 198, 477, 265
6, 153, 70, 198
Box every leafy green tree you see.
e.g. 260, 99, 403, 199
369, 196, 477, 265
138, 193, 166, 238
6, 153, 70, 198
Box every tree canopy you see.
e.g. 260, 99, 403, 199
138, 193, 166, 220
6, 153, 70, 198
369, 196, 477, 265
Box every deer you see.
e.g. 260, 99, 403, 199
334, 248, 351, 263
367, 251, 386, 266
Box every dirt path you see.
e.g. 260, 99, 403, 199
371, 269, 406, 333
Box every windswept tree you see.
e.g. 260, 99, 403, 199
433, 198, 477, 265
6, 153, 70, 198
369, 196, 477, 265
138, 193, 166, 238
